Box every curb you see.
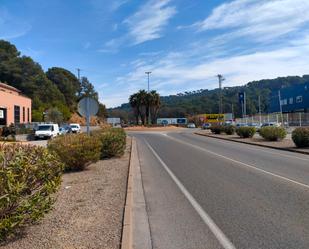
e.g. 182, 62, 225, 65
121, 137, 133, 249
121, 137, 152, 249
194, 132, 309, 156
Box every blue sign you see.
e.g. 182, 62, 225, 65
177, 118, 187, 124
238, 92, 245, 104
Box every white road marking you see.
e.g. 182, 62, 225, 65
145, 140, 237, 249
190, 133, 309, 162
164, 134, 309, 190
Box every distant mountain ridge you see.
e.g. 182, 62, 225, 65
108, 75, 309, 121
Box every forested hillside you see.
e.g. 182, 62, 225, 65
0, 40, 106, 122
109, 75, 309, 121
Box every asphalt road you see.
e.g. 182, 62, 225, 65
130, 129, 309, 249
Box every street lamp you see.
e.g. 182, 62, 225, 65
145, 71, 152, 92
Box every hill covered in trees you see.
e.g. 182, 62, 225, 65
109, 75, 309, 122
0, 40, 106, 122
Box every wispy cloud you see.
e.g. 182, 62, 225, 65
124, 0, 176, 45
0, 7, 31, 39
194, 0, 309, 43
102, 34, 309, 107
99, 0, 176, 52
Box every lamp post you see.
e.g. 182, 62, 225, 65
145, 71, 151, 92
145, 72, 152, 125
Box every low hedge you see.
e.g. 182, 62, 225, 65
292, 127, 309, 148
210, 125, 224, 134
0, 144, 63, 240
48, 133, 101, 171
259, 126, 287, 141
224, 125, 236, 135
93, 128, 126, 159
236, 127, 256, 138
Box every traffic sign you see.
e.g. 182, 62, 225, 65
78, 97, 99, 135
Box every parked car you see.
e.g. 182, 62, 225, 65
236, 123, 247, 127
59, 126, 72, 135
70, 123, 81, 133
35, 124, 59, 140
261, 122, 280, 127
201, 123, 211, 129
187, 123, 196, 128
248, 123, 261, 130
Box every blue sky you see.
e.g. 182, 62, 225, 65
1, 0, 309, 107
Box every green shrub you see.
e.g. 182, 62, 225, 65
0, 144, 63, 240
292, 127, 309, 148
92, 128, 126, 159
259, 126, 287, 141
210, 125, 224, 134
236, 127, 256, 138
224, 125, 236, 135
48, 133, 101, 171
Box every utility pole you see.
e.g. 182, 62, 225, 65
217, 74, 225, 115
278, 90, 284, 125
145, 71, 151, 92
258, 95, 262, 125
145, 71, 152, 125
77, 68, 81, 82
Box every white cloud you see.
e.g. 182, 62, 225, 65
124, 0, 176, 45
195, 0, 309, 42
102, 34, 309, 107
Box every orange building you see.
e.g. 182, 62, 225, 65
0, 82, 32, 126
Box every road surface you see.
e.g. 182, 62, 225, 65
129, 129, 309, 249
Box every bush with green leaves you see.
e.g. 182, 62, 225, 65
210, 125, 224, 134
48, 133, 101, 171
259, 126, 287, 141
224, 125, 236, 135
236, 127, 256, 138
92, 128, 126, 159
292, 127, 309, 148
0, 144, 63, 240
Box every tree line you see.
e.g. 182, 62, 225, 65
110, 75, 309, 122
0, 40, 107, 122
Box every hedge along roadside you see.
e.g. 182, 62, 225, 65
259, 126, 287, 141
236, 127, 256, 138
0, 144, 63, 240
91, 128, 126, 159
48, 133, 101, 172
292, 127, 309, 148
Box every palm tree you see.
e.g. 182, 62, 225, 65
129, 90, 161, 125
129, 93, 139, 124
149, 90, 161, 124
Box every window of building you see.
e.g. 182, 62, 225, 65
27, 108, 30, 123
289, 98, 293, 104
296, 96, 303, 103
23, 107, 25, 122
14, 105, 20, 124
280, 99, 287, 105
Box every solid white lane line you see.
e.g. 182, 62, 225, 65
184, 133, 309, 162
145, 140, 237, 249
165, 134, 309, 190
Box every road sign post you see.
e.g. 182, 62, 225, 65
78, 97, 99, 135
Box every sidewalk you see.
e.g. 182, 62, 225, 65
195, 131, 309, 155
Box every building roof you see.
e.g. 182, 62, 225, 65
0, 82, 21, 93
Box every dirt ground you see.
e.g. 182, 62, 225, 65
1, 138, 131, 249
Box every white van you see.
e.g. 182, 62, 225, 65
70, 123, 81, 133
35, 124, 59, 140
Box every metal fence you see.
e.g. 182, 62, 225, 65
235, 112, 309, 127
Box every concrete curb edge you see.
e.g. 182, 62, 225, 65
121, 137, 133, 249
194, 132, 309, 156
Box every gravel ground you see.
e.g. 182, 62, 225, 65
1, 137, 131, 249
